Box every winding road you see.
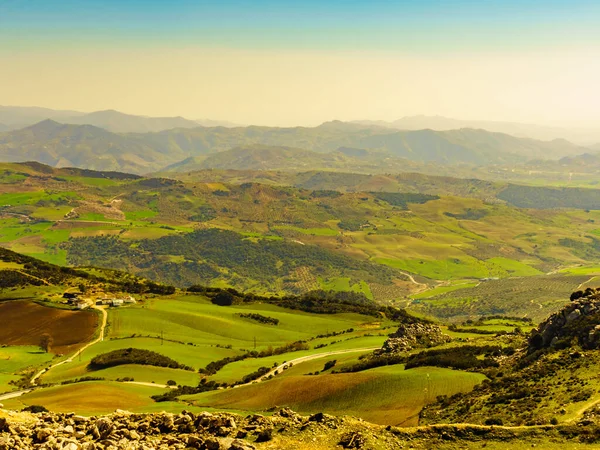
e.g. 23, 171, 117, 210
30, 305, 109, 386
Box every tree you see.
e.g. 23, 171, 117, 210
40, 333, 53, 353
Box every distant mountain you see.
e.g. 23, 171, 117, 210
355, 115, 600, 145
62, 109, 202, 133
0, 120, 172, 173
0, 119, 589, 174
0, 105, 84, 129
195, 118, 242, 128
0, 105, 235, 133
145, 122, 586, 164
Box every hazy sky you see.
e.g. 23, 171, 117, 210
1, 0, 599, 126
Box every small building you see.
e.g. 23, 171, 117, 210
63, 293, 79, 303
75, 302, 88, 310
111, 299, 124, 307
123, 297, 137, 304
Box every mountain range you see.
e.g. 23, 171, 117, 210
0, 105, 238, 133
355, 115, 600, 145
0, 118, 593, 174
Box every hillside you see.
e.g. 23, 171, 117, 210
421, 289, 600, 427
0, 162, 599, 321
0, 120, 172, 173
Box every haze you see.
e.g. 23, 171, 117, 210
1, 0, 599, 127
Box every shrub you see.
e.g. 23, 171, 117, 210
322, 360, 337, 372
485, 417, 504, 426
238, 313, 279, 325
22, 405, 48, 413
89, 348, 189, 370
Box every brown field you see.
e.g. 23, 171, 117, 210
0, 300, 98, 353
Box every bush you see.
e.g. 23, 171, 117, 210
22, 405, 48, 413
485, 417, 504, 426
322, 360, 337, 372
89, 348, 190, 370
238, 313, 279, 325
166, 379, 177, 386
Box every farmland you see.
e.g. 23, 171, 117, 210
0, 300, 99, 353
36, 294, 391, 388
0, 162, 598, 322
186, 364, 486, 426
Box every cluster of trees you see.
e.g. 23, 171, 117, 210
405, 345, 513, 370
238, 313, 279, 325
373, 192, 439, 209
89, 348, 191, 370
338, 218, 367, 231
498, 184, 600, 210
66, 227, 395, 290
188, 204, 217, 222
240, 366, 270, 384
0, 270, 45, 288
334, 353, 405, 373
199, 286, 422, 323
444, 208, 488, 220
151, 379, 223, 403
194, 286, 423, 325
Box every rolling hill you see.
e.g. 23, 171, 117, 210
0, 162, 599, 321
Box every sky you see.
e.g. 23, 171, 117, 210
0, 0, 599, 126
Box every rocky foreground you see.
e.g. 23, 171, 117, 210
1, 407, 599, 450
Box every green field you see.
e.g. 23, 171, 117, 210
187, 364, 486, 426
108, 296, 380, 351
0, 346, 54, 393
1, 163, 599, 312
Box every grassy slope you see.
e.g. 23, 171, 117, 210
0, 346, 53, 393
40, 295, 387, 387
187, 364, 486, 426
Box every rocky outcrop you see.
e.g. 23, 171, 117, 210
376, 323, 451, 355
0, 408, 410, 450
0, 409, 271, 450
529, 290, 600, 351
